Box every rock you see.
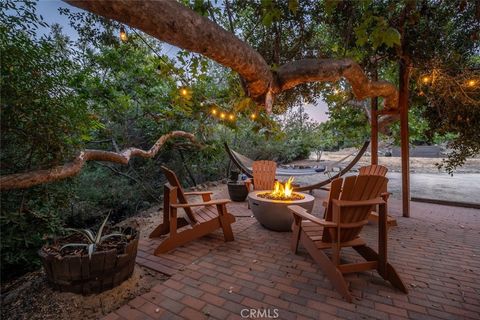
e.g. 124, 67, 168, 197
221, 178, 228, 184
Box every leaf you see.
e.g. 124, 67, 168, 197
288, 0, 298, 13
384, 28, 401, 47
64, 228, 95, 243
100, 233, 126, 243
95, 212, 110, 244
87, 244, 95, 259
262, 12, 274, 27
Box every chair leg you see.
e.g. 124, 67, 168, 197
291, 223, 301, 253
300, 233, 352, 302
219, 213, 235, 242
353, 245, 408, 294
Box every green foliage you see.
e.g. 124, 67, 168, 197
0, 0, 94, 280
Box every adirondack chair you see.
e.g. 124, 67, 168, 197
289, 175, 408, 302
246, 160, 277, 191
323, 165, 397, 228
149, 166, 236, 255
359, 165, 397, 227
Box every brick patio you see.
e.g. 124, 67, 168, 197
104, 188, 480, 320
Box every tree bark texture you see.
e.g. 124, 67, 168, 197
65, 0, 399, 124
0, 131, 197, 190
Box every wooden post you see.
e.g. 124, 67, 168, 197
399, 59, 411, 217
371, 97, 379, 165
371, 68, 379, 165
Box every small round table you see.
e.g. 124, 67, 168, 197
248, 191, 315, 232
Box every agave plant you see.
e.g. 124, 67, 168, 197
60, 213, 126, 259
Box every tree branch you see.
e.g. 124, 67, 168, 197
0, 131, 198, 190
64, 0, 273, 102
275, 59, 398, 111
64, 0, 400, 131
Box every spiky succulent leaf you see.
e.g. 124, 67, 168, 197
95, 212, 110, 244
87, 244, 96, 259
64, 228, 95, 243
100, 233, 126, 244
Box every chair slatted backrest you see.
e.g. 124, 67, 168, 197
359, 165, 388, 177
359, 164, 388, 196
160, 166, 196, 222
322, 175, 388, 243
252, 160, 277, 190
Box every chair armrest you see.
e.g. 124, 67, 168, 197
171, 199, 231, 208
184, 191, 214, 196
332, 197, 385, 208
288, 205, 337, 227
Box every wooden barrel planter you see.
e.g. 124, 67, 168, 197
38, 228, 139, 295
227, 181, 249, 202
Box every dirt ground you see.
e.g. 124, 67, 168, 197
1, 225, 168, 320
292, 148, 480, 174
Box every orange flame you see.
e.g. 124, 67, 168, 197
272, 177, 294, 198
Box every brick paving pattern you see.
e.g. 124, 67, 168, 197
105, 189, 480, 320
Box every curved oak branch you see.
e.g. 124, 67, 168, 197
64, 0, 273, 102
0, 131, 197, 190
275, 59, 398, 111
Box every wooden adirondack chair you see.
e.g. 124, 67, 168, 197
323, 165, 397, 228
359, 165, 397, 227
246, 160, 277, 191
289, 175, 408, 302
149, 166, 236, 255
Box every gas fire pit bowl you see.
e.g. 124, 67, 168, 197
248, 191, 315, 232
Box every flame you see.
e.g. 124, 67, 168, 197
271, 177, 294, 198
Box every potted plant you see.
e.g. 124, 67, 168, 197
38, 213, 139, 294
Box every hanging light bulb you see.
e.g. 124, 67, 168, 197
467, 79, 476, 87
421, 75, 431, 84
119, 27, 128, 42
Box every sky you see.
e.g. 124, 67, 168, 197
35, 0, 329, 123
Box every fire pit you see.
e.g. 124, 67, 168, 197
248, 178, 314, 232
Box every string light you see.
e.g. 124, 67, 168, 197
211, 108, 217, 115
228, 114, 235, 121
333, 89, 339, 94
180, 88, 188, 96
421, 76, 431, 84
250, 113, 256, 120
220, 112, 226, 119
119, 27, 128, 42
467, 79, 476, 87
